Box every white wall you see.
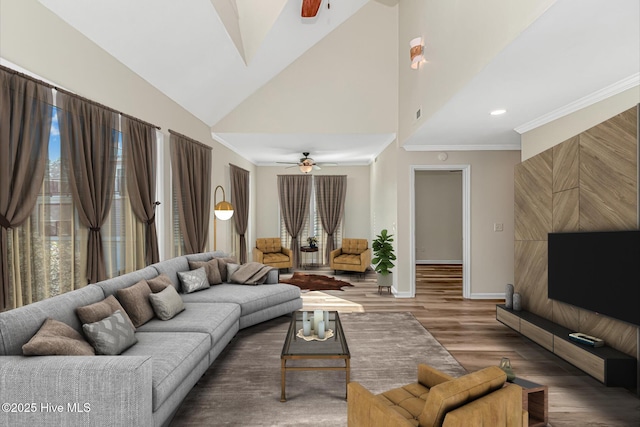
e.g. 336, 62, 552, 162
1, 0, 255, 260
213, 1, 398, 133
397, 0, 555, 144
396, 150, 520, 297
415, 171, 462, 262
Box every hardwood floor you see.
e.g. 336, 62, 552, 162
293, 265, 640, 427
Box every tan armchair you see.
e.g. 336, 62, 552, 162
330, 238, 371, 274
348, 364, 527, 427
254, 238, 293, 270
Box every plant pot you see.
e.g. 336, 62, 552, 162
377, 271, 393, 287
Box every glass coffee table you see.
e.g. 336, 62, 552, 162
280, 310, 350, 402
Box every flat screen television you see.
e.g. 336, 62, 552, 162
548, 230, 640, 327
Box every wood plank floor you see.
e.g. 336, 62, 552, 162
292, 265, 640, 427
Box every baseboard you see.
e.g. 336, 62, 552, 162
393, 288, 414, 298
416, 260, 463, 265
468, 292, 504, 300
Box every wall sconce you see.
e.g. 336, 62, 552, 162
213, 185, 234, 250
410, 37, 424, 69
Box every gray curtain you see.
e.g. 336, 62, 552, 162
0, 69, 53, 310
170, 131, 212, 254
123, 118, 159, 265
278, 175, 312, 269
57, 93, 119, 284
314, 175, 347, 264
230, 164, 249, 264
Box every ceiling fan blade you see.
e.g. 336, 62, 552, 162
317, 163, 338, 167
301, 0, 321, 18
313, 165, 321, 170
276, 161, 300, 165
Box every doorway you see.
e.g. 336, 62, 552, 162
410, 165, 470, 298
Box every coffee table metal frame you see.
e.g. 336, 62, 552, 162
280, 310, 350, 402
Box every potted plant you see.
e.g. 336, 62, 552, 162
372, 229, 396, 288
307, 236, 318, 248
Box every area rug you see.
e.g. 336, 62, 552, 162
170, 312, 466, 426
280, 272, 354, 291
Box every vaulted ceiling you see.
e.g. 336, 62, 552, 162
37, 0, 639, 166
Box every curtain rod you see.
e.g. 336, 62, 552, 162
168, 129, 212, 150
0, 64, 161, 130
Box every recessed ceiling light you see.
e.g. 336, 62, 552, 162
490, 109, 507, 116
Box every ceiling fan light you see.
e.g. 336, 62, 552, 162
299, 164, 313, 173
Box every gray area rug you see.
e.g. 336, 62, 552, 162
170, 312, 466, 427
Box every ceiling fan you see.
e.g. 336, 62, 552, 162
278, 152, 336, 173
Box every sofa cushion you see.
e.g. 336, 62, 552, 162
122, 331, 210, 411
148, 286, 185, 320
342, 238, 368, 255
22, 318, 95, 356
83, 310, 138, 355
0, 284, 105, 355
180, 283, 301, 316
76, 295, 136, 330
263, 253, 290, 264
188, 259, 222, 285
146, 273, 172, 293
178, 267, 210, 293
116, 280, 155, 328
334, 254, 363, 265
137, 303, 240, 352
375, 382, 430, 425
418, 366, 507, 427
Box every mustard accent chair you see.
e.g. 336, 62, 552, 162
347, 365, 528, 427
254, 238, 293, 270
329, 238, 371, 273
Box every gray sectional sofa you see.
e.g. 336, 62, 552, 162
0, 251, 303, 426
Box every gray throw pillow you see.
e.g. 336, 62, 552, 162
226, 263, 240, 283
177, 267, 210, 293
149, 285, 185, 320
83, 310, 137, 355
23, 318, 95, 356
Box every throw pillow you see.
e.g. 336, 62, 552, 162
147, 274, 173, 293
116, 280, 155, 328
215, 257, 237, 282
22, 318, 95, 356
76, 295, 136, 331
83, 310, 137, 355
188, 259, 222, 285
177, 267, 210, 293
226, 263, 240, 282
148, 285, 185, 320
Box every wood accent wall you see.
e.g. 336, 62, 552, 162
514, 106, 639, 357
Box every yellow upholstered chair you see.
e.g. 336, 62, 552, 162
348, 364, 528, 427
254, 238, 293, 270
329, 238, 371, 274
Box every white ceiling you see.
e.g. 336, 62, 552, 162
39, 0, 639, 166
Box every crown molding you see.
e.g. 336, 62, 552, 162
403, 143, 521, 152
515, 73, 640, 134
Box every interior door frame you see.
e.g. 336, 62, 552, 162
410, 165, 471, 298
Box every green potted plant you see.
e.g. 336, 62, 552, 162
372, 229, 396, 288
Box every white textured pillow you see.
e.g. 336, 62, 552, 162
226, 263, 240, 283
177, 267, 210, 293
82, 310, 137, 355
149, 285, 185, 320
